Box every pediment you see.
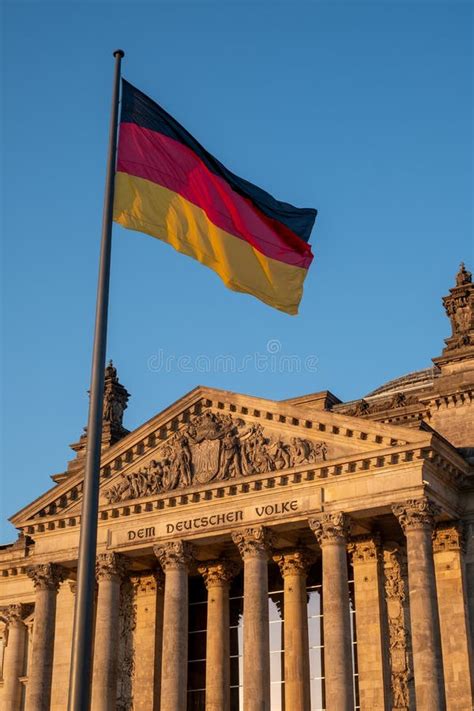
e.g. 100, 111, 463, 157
10, 385, 432, 529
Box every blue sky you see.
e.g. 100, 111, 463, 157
1, 1, 472, 540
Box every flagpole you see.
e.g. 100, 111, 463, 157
67, 48, 124, 711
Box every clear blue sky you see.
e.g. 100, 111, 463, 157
1, 1, 472, 540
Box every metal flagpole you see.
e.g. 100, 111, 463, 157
67, 48, 124, 711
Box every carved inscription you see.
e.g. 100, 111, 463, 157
104, 412, 327, 503
123, 499, 301, 542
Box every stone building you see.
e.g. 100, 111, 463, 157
0, 264, 473, 711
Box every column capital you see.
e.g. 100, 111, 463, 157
95, 552, 127, 582
198, 559, 240, 588
392, 497, 440, 533
273, 548, 317, 576
348, 534, 381, 564
432, 521, 465, 553
27, 562, 65, 591
308, 512, 351, 545
130, 569, 165, 593
153, 540, 195, 571
231, 526, 275, 559
5, 603, 28, 625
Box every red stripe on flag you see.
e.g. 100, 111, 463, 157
117, 122, 313, 270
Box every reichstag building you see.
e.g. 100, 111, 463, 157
0, 264, 473, 711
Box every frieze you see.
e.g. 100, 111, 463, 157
103, 412, 327, 504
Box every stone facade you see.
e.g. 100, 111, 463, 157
0, 266, 473, 710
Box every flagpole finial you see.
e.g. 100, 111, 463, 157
113, 49, 125, 58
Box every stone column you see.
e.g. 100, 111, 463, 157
131, 570, 165, 711
273, 549, 315, 711
348, 535, 388, 711
232, 526, 274, 711
25, 563, 64, 711
393, 498, 446, 711
309, 512, 353, 711
3, 604, 28, 711
432, 523, 474, 710
91, 552, 127, 711
154, 541, 194, 711
198, 559, 240, 711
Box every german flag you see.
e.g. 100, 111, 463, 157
113, 80, 317, 314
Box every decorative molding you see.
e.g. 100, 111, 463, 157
153, 541, 195, 571
383, 543, 411, 711
103, 412, 328, 503
432, 521, 465, 553
130, 570, 165, 593
26, 563, 65, 591
392, 497, 440, 533
347, 534, 381, 563
309, 512, 351, 545
273, 548, 317, 576
95, 553, 127, 582
197, 559, 240, 588
231, 526, 275, 559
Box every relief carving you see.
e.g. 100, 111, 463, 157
348, 534, 380, 564
383, 543, 413, 711
432, 521, 465, 553
104, 411, 327, 503
116, 579, 136, 711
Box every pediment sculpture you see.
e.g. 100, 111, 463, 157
104, 412, 327, 504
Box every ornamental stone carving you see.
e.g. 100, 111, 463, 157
308, 512, 351, 544
27, 563, 65, 591
392, 497, 440, 533
103, 411, 328, 503
198, 559, 240, 588
383, 543, 412, 711
432, 521, 465, 553
5, 603, 26, 625
231, 526, 275, 559
116, 579, 136, 711
153, 541, 195, 571
130, 569, 165, 593
273, 548, 317, 576
442, 263, 473, 350
347, 534, 381, 563
95, 552, 127, 582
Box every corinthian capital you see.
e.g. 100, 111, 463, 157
153, 541, 195, 571
27, 563, 65, 591
198, 559, 240, 589
273, 548, 317, 577
309, 512, 351, 545
392, 497, 440, 533
432, 522, 465, 553
231, 526, 275, 560
347, 534, 381, 564
95, 552, 127, 582
5, 603, 27, 625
